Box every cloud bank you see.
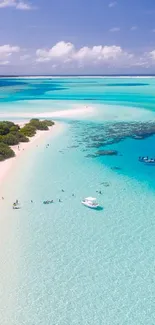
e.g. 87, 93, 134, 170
0, 0, 33, 10
36, 41, 133, 68
2, 41, 155, 72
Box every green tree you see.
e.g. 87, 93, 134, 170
0, 122, 10, 135
36, 121, 48, 130
0, 142, 15, 161
20, 124, 36, 137
17, 132, 29, 142
44, 120, 55, 126
10, 125, 20, 133
3, 121, 16, 129
2, 133, 19, 146
30, 119, 48, 130
29, 119, 40, 128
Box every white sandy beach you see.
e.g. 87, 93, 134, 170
0, 122, 64, 187
0, 105, 95, 119
0, 106, 94, 188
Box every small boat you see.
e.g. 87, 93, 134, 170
81, 197, 99, 209
139, 157, 155, 165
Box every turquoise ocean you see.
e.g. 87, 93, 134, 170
0, 77, 155, 324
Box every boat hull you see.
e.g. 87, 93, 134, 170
144, 162, 155, 166
81, 202, 99, 209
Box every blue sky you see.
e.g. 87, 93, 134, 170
0, 0, 155, 74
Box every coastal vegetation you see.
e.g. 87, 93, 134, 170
20, 124, 36, 137
20, 119, 55, 137
0, 142, 15, 161
0, 119, 55, 161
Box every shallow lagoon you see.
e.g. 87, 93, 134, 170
0, 77, 155, 324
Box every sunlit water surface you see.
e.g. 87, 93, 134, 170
0, 77, 155, 325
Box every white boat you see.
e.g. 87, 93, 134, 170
81, 197, 99, 209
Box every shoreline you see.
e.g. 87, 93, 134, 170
0, 122, 64, 187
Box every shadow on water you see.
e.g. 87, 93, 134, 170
96, 206, 104, 211
82, 206, 104, 212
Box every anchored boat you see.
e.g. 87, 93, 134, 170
81, 197, 99, 209
139, 157, 155, 165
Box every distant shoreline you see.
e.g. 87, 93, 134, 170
1, 75, 155, 79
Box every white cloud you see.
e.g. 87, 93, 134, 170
36, 41, 133, 68
36, 41, 75, 62
0, 60, 10, 65
149, 50, 155, 60
20, 54, 30, 60
0, 44, 20, 60
109, 1, 117, 8
73, 45, 123, 61
16, 1, 31, 9
134, 51, 155, 68
131, 26, 137, 31
0, 0, 14, 7
0, 0, 33, 10
109, 27, 120, 32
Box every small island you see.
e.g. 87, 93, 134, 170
0, 119, 55, 161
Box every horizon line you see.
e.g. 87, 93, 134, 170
1, 74, 155, 78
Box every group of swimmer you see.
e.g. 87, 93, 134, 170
2, 188, 103, 208
13, 200, 21, 209
2, 189, 75, 206
96, 190, 102, 194
43, 190, 75, 204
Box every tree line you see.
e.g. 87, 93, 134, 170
0, 119, 55, 161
